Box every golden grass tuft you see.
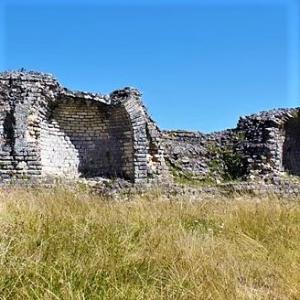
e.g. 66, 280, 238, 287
0, 187, 299, 299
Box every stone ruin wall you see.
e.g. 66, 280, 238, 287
0, 71, 168, 184
237, 108, 300, 178
40, 98, 134, 180
162, 129, 245, 181
163, 108, 300, 182
1, 70, 300, 187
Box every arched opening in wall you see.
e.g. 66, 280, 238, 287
282, 115, 300, 175
39, 98, 134, 181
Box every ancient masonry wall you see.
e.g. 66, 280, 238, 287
237, 108, 300, 178
163, 108, 300, 181
162, 129, 244, 180
0, 71, 168, 184
1, 70, 300, 186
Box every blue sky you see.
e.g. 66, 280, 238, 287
1, 0, 299, 132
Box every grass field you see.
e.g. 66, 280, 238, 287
0, 187, 299, 299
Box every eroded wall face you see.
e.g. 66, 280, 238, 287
0, 77, 46, 182
282, 118, 300, 175
0, 94, 15, 181
0, 73, 167, 184
40, 99, 134, 180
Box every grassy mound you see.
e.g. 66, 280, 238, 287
0, 188, 299, 299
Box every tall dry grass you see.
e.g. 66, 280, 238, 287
0, 187, 299, 299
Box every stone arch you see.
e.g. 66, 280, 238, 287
119, 96, 148, 183
0, 71, 168, 184
39, 97, 134, 181
114, 89, 168, 183
282, 115, 300, 175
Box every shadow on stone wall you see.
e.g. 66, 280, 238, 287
282, 115, 300, 175
40, 98, 134, 181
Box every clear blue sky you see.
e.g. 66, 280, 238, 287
0, 0, 299, 132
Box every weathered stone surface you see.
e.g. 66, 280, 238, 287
0, 71, 169, 184
163, 107, 300, 183
1, 70, 300, 191
162, 129, 246, 181
237, 108, 300, 179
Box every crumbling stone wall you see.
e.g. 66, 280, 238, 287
162, 129, 246, 181
237, 108, 300, 178
0, 71, 168, 184
110, 89, 168, 183
163, 108, 300, 182
282, 116, 300, 175
0, 72, 55, 182
1, 70, 299, 186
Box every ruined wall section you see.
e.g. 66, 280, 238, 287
162, 129, 246, 181
0, 72, 60, 182
282, 116, 300, 175
163, 108, 300, 182
6, 71, 300, 185
237, 108, 300, 178
110, 88, 169, 183
0, 77, 17, 182
0, 71, 167, 184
